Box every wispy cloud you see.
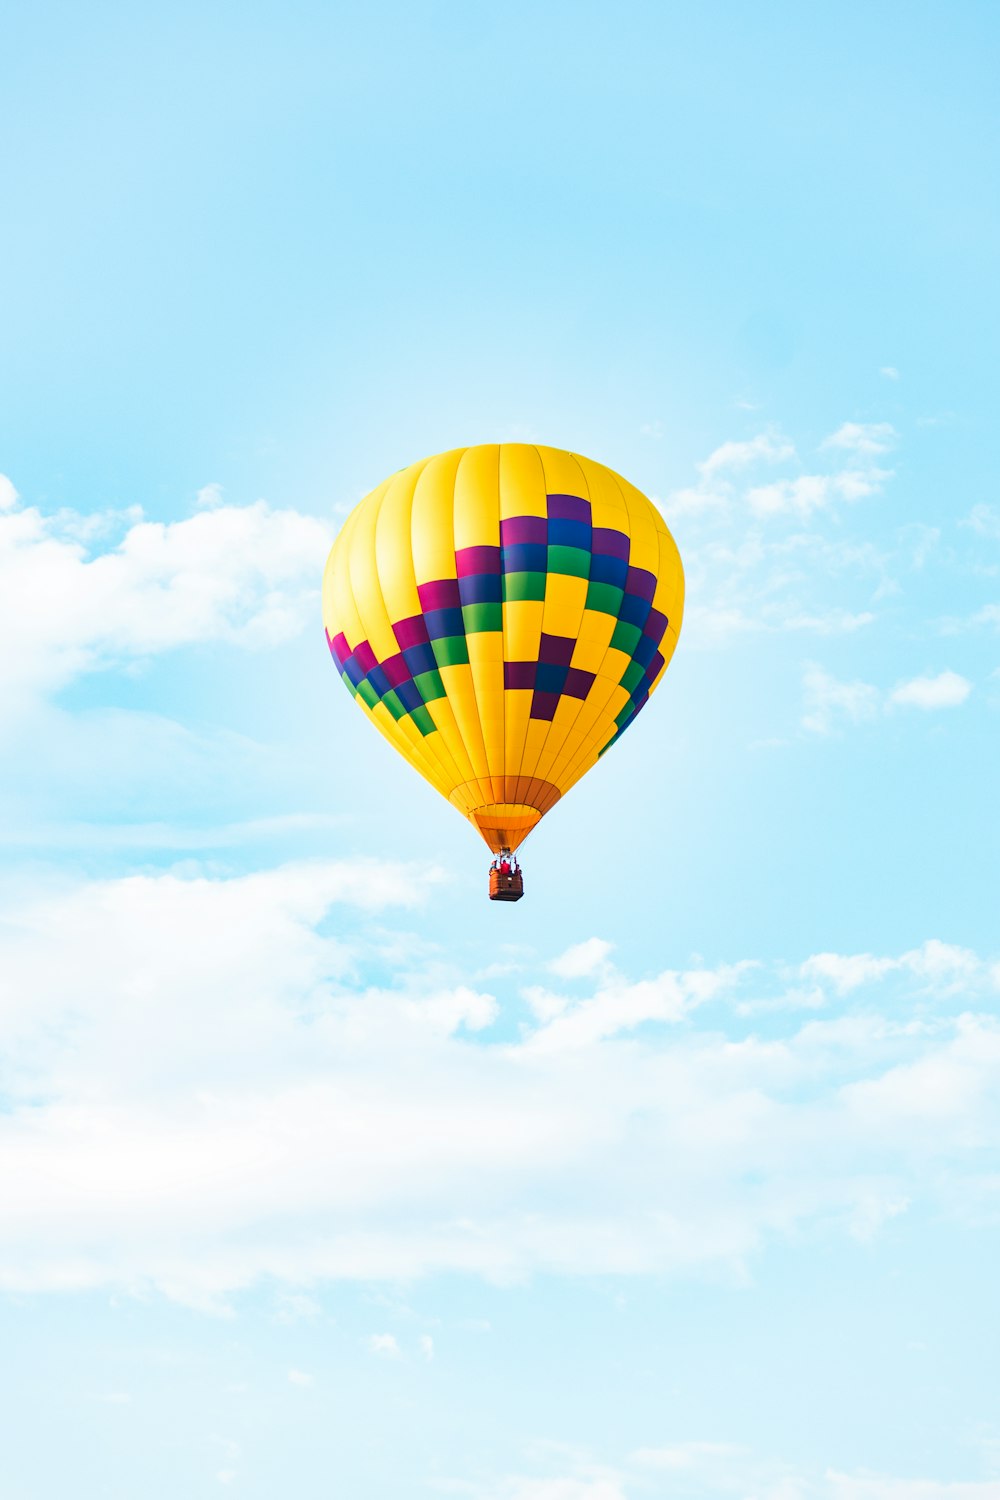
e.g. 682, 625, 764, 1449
801, 940, 982, 995
369, 1334, 402, 1360
666, 428, 795, 519
699, 430, 796, 476
662, 419, 903, 646
801, 664, 881, 735
963, 504, 1000, 539
748, 467, 891, 518
782, 609, 875, 634
672, 420, 895, 526
821, 421, 898, 456
803, 665, 974, 733
548, 938, 615, 980
889, 671, 972, 709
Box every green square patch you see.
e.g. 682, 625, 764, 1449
548, 544, 590, 580
503, 571, 547, 602
357, 679, 379, 709
615, 700, 637, 730
341, 670, 359, 697
433, 634, 470, 667
462, 601, 503, 634
620, 660, 645, 694
585, 580, 623, 617
611, 619, 642, 656
413, 668, 446, 702
410, 704, 436, 736
382, 688, 406, 720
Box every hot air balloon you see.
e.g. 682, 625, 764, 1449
322, 444, 684, 899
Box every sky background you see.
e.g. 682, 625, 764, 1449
1, 3, 999, 1497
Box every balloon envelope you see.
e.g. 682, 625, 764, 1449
322, 444, 684, 852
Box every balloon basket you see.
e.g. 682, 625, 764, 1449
489, 867, 524, 902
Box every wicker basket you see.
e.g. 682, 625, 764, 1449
489, 868, 524, 902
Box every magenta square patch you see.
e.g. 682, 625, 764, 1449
393, 614, 431, 649
547, 494, 591, 524
538, 632, 575, 667
501, 515, 547, 547
530, 690, 560, 721
456, 545, 501, 577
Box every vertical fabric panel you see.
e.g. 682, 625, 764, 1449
453, 446, 505, 791
530, 448, 593, 784
412, 447, 491, 788
500, 443, 547, 792
373, 461, 467, 797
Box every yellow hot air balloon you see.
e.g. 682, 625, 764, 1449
322, 444, 684, 896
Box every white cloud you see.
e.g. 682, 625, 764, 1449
0, 473, 19, 510
902, 938, 982, 989
748, 468, 891, 518
0, 861, 997, 1303
666, 431, 795, 518
903, 523, 940, 568
523, 961, 753, 1053
699, 430, 796, 476
0, 488, 329, 712
821, 422, 898, 455
454, 1445, 1000, 1500
663, 481, 732, 520
782, 610, 875, 635
420, 1334, 435, 1361
802, 666, 974, 735
802, 941, 986, 999
678, 524, 899, 650
801, 664, 881, 735
880, 366, 900, 379
287, 1368, 314, 1386
462, 1460, 630, 1500
666, 418, 895, 531
631, 1441, 746, 1473
747, 475, 832, 517
196, 482, 225, 508
801, 952, 898, 994
369, 1334, 402, 1359
274, 1290, 323, 1322
961, 504, 1000, 540
548, 938, 615, 979
843, 1022, 1000, 1138
826, 1478, 1000, 1500
889, 671, 972, 709
499, 1481, 626, 1500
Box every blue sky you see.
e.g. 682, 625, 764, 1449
1, 3, 999, 1497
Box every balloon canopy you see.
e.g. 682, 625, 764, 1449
322, 444, 684, 853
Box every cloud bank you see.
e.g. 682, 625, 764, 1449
0, 482, 328, 713
1, 861, 997, 1307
